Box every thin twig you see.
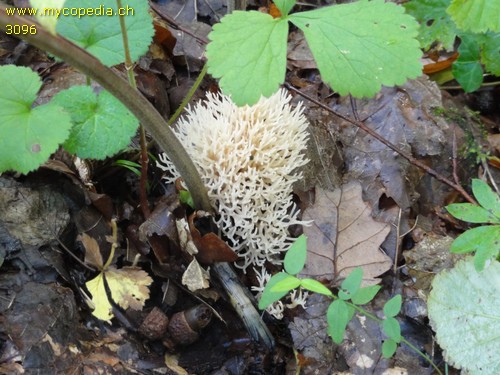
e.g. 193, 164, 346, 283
285, 83, 477, 205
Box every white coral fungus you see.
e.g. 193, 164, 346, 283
157, 89, 309, 274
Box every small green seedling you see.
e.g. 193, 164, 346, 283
259, 234, 405, 359
446, 178, 500, 271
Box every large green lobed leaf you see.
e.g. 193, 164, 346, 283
404, 0, 458, 51
0, 66, 72, 173
206, 11, 288, 106
51, 86, 138, 159
447, 0, 500, 33
56, 0, 154, 66
428, 258, 500, 374
289, 0, 422, 98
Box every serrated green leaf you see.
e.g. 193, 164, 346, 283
453, 34, 484, 92
300, 278, 333, 297
450, 225, 500, 271
56, 0, 154, 66
51, 86, 138, 159
447, 0, 500, 33
327, 299, 351, 344
482, 32, 500, 75
472, 179, 500, 219
340, 267, 363, 298
258, 272, 291, 309
274, 0, 296, 17
270, 274, 301, 293
428, 258, 500, 374
404, 0, 458, 51
206, 11, 288, 106
289, 0, 422, 98
446, 203, 500, 224
383, 295, 402, 317
0, 65, 72, 174
284, 234, 307, 275
350, 285, 381, 305
382, 339, 398, 358
383, 317, 401, 342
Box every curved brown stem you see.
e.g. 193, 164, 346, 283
0, 5, 213, 213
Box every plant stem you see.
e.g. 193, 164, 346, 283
116, 0, 150, 218
0, 6, 212, 213
168, 63, 208, 126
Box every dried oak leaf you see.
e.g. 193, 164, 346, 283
301, 181, 391, 285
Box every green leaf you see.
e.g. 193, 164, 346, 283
326, 299, 351, 344
206, 11, 288, 106
383, 295, 402, 317
472, 179, 500, 219
450, 225, 500, 271
350, 285, 381, 305
447, 0, 500, 33
258, 272, 292, 309
274, 0, 296, 17
284, 234, 307, 275
338, 267, 363, 300
452, 34, 484, 92
446, 203, 500, 224
289, 0, 422, 98
481, 32, 500, 75
428, 258, 500, 374
0, 65, 72, 174
300, 278, 333, 297
30, 0, 65, 35
269, 274, 301, 293
56, 0, 154, 66
51, 86, 138, 159
179, 190, 194, 208
404, 0, 458, 51
382, 339, 398, 358
383, 317, 401, 342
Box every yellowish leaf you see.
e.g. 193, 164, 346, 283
30, 0, 66, 35
86, 267, 153, 322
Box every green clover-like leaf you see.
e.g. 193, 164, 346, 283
447, 203, 500, 224
339, 267, 363, 300
284, 234, 307, 275
472, 179, 500, 219
383, 295, 402, 317
258, 272, 292, 309
0, 65, 72, 174
300, 278, 333, 297
450, 225, 500, 271
206, 11, 288, 106
274, 0, 296, 17
269, 274, 301, 293
382, 338, 398, 358
383, 317, 402, 342
327, 299, 353, 344
51, 86, 138, 159
350, 285, 381, 305
289, 0, 422, 97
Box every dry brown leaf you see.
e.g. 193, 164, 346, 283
79, 233, 103, 268
181, 258, 210, 292
302, 181, 391, 285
